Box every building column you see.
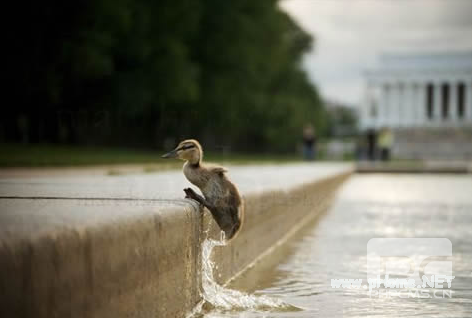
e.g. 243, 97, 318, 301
417, 82, 427, 126
404, 82, 414, 128
399, 83, 405, 128
467, 81, 472, 122
398, 83, 405, 128
389, 82, 398, 128
409, 83, 416, 127
433, 81, 442, 125
411, 83, 420, 127
381, 82, 390, 128
449, 81, 458, 124
412, 82, 420, 127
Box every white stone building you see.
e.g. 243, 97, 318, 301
360, 52, 472, 159
361, 51, 472, 130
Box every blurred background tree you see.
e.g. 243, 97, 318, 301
5, 0, 327, 153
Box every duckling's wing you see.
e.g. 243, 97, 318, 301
209, 165, 228, 176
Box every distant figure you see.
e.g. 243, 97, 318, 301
378, 127, 394, 161
366, 128, 377, 161
302, 124, 317, 160
355, 135, 368, 160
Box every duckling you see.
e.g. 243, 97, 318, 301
162, 139, 244, 241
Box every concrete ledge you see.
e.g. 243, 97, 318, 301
356, 161, 472, 174
0, 163, 353, 317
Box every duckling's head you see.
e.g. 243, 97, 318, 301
161, 139, 203, 165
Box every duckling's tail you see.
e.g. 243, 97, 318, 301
226, 199, 245, 242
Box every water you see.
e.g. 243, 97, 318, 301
195, 174, 472, 317
189, 236, 293, 317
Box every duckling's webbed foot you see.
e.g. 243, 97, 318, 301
184, 188, 196, 199
184, 188, 213, 210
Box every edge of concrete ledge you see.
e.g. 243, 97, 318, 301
356, 160, 472, 174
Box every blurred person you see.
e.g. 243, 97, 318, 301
302, 124, 317, 160
355, 134, 368, 161
378, 127, 394, 161
366, 128, 377, 161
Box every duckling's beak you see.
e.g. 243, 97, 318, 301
161, 149, 179, 159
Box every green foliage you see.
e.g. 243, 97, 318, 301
6, 0, 327, 152
0, 143, 300, 167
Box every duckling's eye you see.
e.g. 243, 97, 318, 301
178, 144, 196, 151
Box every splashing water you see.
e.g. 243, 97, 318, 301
187, 231, 294, 317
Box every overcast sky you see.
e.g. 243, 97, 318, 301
279, 0, 472, 106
